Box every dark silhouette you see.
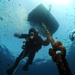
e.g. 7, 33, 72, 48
7, 28, 49, 75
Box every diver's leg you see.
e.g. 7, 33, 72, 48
28, 52, 36, 65
22, 51, 36, 71
7, 50, 28, 75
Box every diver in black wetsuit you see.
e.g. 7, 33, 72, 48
7, 28, 49, 75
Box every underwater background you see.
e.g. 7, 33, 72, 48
0, 0, 75, 75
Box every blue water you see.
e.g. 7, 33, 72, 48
0, 0, 75, 75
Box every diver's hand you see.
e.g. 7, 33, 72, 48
14, 33, 21, 38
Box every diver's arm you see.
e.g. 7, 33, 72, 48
43, 37, 49, 46
14, 33, 29, 39
14, 33, 21, 38
20, 34, 29, 38
39, 36, 49, 46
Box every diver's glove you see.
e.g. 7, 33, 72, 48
14, 33, 21, 38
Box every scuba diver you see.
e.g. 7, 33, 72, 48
7, 28, 49, 75
69, 29, 75, 41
